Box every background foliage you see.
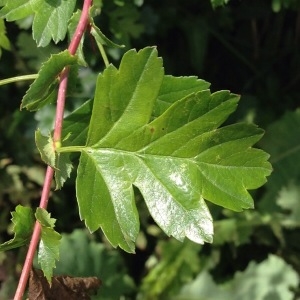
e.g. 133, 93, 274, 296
0, 0, 300, 299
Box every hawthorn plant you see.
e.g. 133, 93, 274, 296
0, 0, 272, 299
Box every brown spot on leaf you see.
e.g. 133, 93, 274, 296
150, 127, 155, 133
28, 268, 101, 300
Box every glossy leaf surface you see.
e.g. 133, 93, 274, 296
72, 47, 271, 253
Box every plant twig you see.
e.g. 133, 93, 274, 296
0, 74, 38, 86
13, 0, 92, 299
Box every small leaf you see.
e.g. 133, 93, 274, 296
89, 17, 125, 49
35, 207, 57, 228
0, 205, 35, 251
35, 129, 56, 168
0, 0, 76, 47
21, 50, 78, 111
33, 0, 76, 47
54, 153, 73, 190
36, 208, 61, 283
35, 129, 73, 189
0, 0, 36, 21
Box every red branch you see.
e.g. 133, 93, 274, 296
13, 1, 92, 299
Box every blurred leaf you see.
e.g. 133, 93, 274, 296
175, 255, 299, 300
21, 50, 78, 111
140, 240, 201, 299
259, 109, 300, 212
36, 208, 61, 283
0, 205, 34, 251
74, 47, 271, 252
276, 181, 300, 227
0, 0, 35, 21
17, 32, 59, 71
174, 270, 227, 300
0, 19, 10, 58
109, 3, 144, 45
210, 0, 231, 8
54, 229, 135, 299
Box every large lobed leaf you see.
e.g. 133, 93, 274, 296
71, 47, 271, 253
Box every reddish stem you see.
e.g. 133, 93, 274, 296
13, 1, 92, 299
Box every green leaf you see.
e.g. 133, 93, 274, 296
35, 129, 56, 168
54, 229, 135, 299
0, 19, 11, 58
210, 0, 231, 8
175, 255, 299, 300
153, 75, 210, 117
90, 17, 125, 49
0, 0, 76, 47
61, 99, 93, 147
33, 0, 76, 47
276, 181, 300, 227
54, 152, 73, 190
21, 50, 77, 111
0, 205, 35, 251
35, 129, 72, 190
36, 208, 61, 283
0, 0, 35, 21
259, 109, 300, 212
140, 240, 201, 299
71, 47, 271, 253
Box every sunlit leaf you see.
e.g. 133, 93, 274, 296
69, 47, 271, 253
